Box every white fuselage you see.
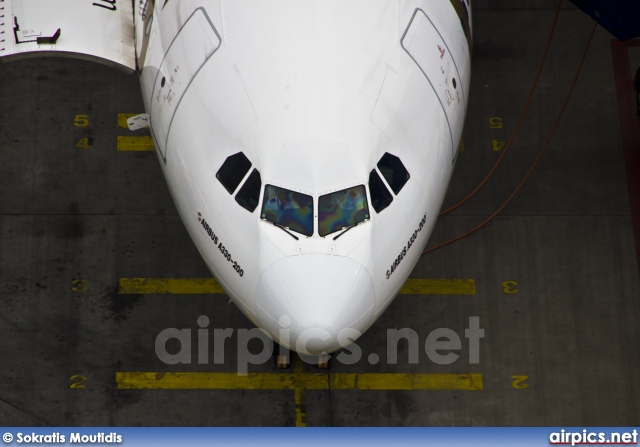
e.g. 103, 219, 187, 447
135, 0, 471, 354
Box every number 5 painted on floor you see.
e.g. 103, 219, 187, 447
74, 115, 89, 127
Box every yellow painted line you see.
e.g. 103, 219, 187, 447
399, 279, 475, 295
116, 372, 324, 390
117, 114, 139, 129
118, 278, 225, 294
118, 278, 475, 295
330, 373, 483, 390
116, 372, 482, 391
293, 356, 306, 427
294, 388, 306, 426
117, 136, 155, 152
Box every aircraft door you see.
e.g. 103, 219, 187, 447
401, 9, 466, 159
149, 8, 221, 161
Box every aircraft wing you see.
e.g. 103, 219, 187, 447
0, 0, 135, 73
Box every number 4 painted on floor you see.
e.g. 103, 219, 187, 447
74, 138, 93, 150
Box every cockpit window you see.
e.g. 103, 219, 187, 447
261, 185, 314, 236
377, 152, 410, 194
235, 169, 261, 212
369, 170, 393, 213
318, 185, 369, 237
216, 152, 252, 194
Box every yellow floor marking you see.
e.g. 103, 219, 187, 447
117, 372, 322, 390
115, 372, 482, 391
293, 356, 307, 427
401, 279, 475, 295
119, 278, 225, 294
330, 373, 482, 390
71, 279, 88, 292
117, 136, 155, 152
117, 114, 139, 129
74, 137, 93, 150
118, 278, 475, 295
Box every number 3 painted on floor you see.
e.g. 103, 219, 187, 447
502, 281, 518, 294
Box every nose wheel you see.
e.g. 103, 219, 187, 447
274, 344, 291, 369
276, 353, 291, 369
273, 346, 332, 370
316, 354, 331, 369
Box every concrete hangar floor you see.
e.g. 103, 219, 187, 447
1, 0, 639, 427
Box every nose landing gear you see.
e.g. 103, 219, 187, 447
272, 345, 332, 370
274, 344, 291, 369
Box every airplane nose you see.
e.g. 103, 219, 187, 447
255, 254, 376, 354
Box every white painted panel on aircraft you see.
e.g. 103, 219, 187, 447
234, 0, 314, 53
371, 68, 450, 175
314, 0, 388, 49
0, 0, 135, 71
236, 44, 387, 120
149, 8, 221, 160
401, 9, 465, 158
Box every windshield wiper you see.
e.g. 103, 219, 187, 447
263, 219, 299, 240
333, 220, 365, 240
